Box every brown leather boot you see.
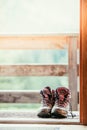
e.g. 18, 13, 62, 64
51, 87, 71, 118
37, 86, 55, 118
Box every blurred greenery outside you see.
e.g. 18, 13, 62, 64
0, 50, 69, 110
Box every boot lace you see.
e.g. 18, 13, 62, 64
40, 90, 52, 107
69, 102, 76, 118
56, 91, 70, 107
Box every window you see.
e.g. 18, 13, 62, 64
0, 0, 87, 125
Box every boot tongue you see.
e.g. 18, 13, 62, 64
59, 95, 64, 101
56, 87, 71, 107
43, 88, 51, 99
40, 87, 52, 100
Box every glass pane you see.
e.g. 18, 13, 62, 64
0, 0, 79, 34
0, 0, 80, 114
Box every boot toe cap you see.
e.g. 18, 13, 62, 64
52, 107, 68, 118
37, 108, 51, 118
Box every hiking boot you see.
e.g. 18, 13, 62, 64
51, 87, 71, 118
37, 86, 55, 118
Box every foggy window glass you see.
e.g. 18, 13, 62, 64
0, 0, 80, 112
0, 0, 79, 34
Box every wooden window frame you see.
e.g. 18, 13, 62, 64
80, 0, 87, 125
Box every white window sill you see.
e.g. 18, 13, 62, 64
0, 110, 80, 124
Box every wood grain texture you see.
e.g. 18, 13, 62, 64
0, 65, 68, 76
0, 36, 79, 50
80, 0, 87, 125
0, 91, 41, 103
68, 38, 78, 111
0, 90, 79, 103
0, 91, 79, 104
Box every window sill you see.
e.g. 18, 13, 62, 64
0, 110, 80, 125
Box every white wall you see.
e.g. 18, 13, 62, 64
0, 0, 80, 35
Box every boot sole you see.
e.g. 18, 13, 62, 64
52, 108, 68, 118
37, 112, 51, 118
